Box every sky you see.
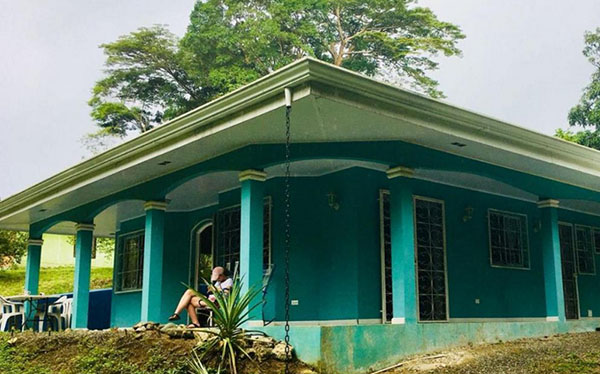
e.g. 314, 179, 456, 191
0, 0, 599, 199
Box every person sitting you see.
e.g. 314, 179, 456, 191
168, 266, 233, 328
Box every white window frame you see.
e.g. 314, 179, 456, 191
413, 195, 449, 323
114, 229, 145, 293
487, 209, 530, 270
574, 224, 596, 276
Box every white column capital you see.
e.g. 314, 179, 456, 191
239, 169, 267, 182
75, 223, 95, 232
537, 199, 560, 209
386, 166, 414, 179
27, 239, 44, 246
144, 201, 168, 211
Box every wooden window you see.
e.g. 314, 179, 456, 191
488, 210, 529, 269
115, 231, 144, 291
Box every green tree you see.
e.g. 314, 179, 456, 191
89, 0, 464, 140
0, 230, 28, 269
556, 28, 600, 150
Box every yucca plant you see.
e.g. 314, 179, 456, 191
190, 277, 263, 374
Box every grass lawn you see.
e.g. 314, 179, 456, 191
0, 266, 113, 296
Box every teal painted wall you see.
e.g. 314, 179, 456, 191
108, 166, 600, 331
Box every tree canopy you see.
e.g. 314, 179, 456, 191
88, 0, 464, 142
0, 230, 28, 270
556, 28, 600, 150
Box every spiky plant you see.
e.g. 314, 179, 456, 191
190, 277, 263, 374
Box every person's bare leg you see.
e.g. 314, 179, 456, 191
186, 296, 201, 326
174, 289, 195, 315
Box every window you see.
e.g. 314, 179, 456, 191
593, 228, 600, 254
575, 225, 595, 275
379, 190, 392, 323
488, 210, 529, 269
215, 197, 272, 275
116, 231, 144, 291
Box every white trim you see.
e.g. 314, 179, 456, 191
247, 320, 265, 327
75, 223, 95, 232
269, 319, 382, 326
448, 317, 548, 323
27, 239, 44, 246
537, 199, 560, 209
192, 221, 214, 290
144, 201, 168, 211
386, 166, 414, 179
391, 317, 406, 324
546, 316, 559, 322
238, 169, 267, 182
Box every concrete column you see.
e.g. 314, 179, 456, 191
141, 201, 167, 322
538, 199, 566, 322
71, 223, 95, 329
239, 169, 266, 323
24, 238, 43, 321
387, 166, 417, 324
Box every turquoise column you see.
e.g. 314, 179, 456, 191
387, 166, 417, 324
24, 238, 43, 322
538, 199, 566, 322
239, 169, 266, 324
24, 238, 43, 295
141, 201, 167, 322
72, 224, 95, 329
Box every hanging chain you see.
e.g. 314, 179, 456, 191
283, 104, 292, 374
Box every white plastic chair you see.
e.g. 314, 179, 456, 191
36, 295, 68, 331
0, 296, 25, 332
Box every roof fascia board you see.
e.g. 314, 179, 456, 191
0, 59, 315, 221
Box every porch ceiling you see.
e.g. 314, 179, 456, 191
2, 57, 600, 236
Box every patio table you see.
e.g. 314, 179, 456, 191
6, 294, 54, 334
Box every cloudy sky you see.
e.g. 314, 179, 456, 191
0, 0, 599, 199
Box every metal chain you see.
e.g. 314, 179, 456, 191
283, 105, 292, 374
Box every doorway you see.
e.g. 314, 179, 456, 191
194, 223, 214, 290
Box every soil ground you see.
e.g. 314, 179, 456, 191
0, 329, 314, 374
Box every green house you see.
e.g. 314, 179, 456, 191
2, 58, 600, 373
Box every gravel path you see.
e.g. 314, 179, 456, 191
388, 332, 600, 374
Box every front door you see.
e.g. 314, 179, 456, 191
559, 223, 579, 320
415, 197, 448, 321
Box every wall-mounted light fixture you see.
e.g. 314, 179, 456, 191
463, 206, 474, 222
327, 192, 340, 211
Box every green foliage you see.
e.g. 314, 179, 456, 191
0, 230, 28, 269
558, 28, 600, 150
65, 235, 115, 260
89, 0, 464, 140
191, 278, 263, 374
0, 266, 113, 296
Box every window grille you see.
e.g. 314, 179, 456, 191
575, 225, 595, 275
593, 228, 600, 254
379, 190, 393, 322
116, 232, 144, 291
415, 198, 447, 321
488, 210, 529, 269
216, 198, 272, 274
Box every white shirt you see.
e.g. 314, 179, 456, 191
214, 277, 233, 292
